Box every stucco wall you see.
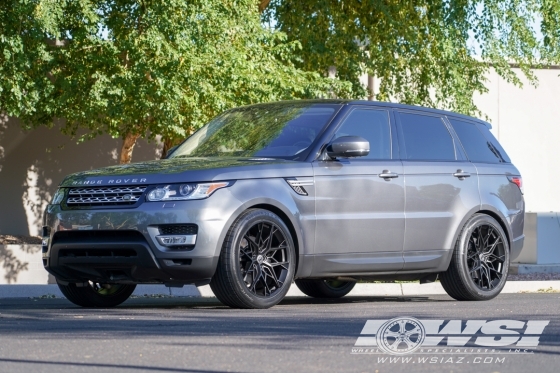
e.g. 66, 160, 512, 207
473, 68, 560, 213
0, 115, 161, 236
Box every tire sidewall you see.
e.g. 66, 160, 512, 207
320, 280, 356, 297
225, 210, 296, 308
456, 214, 510, 300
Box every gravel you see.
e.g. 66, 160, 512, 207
508, 273, 560, 281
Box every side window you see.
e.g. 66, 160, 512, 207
475, 123, 511, 163
334, 108, 391, 160
448, 118, 506, 163
398, 112, 455, 161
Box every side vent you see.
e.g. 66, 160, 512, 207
285, 178, 314, 196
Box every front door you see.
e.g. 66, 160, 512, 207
312, 107, 405, 276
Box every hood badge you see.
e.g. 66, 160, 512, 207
70, 178, 148, 185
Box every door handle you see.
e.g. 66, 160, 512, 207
379, 170, 398, 179
453, 169, 471, 179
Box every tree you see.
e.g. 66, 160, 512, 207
262, 0, 560, 116
0, 0, 352, 163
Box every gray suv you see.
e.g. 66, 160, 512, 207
42, 100, 524, 309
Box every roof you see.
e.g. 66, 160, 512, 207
243, 99, 492, 128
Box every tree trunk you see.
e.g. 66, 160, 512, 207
160, 137, 176, 160
258, 0, 271, 13
119, 133, 141, 164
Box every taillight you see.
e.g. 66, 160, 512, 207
507, 176, 523, 194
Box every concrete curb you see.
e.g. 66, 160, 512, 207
1, 281, 559, 299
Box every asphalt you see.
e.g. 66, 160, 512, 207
0, 293, 559, 373
2, 280, 560, 299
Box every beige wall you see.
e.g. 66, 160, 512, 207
0, 115, 161, 236
473, 68, 560, 213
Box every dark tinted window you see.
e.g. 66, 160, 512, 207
475, 123, 511, 163
334, 108, 391, 159
399, 112, 455, 161
449, 118, 506, 163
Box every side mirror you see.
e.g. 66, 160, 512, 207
326, 136, 370, 159
165, 145, 179, 159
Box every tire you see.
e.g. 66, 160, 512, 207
295, 279, 356, 298
440, 213, 510, 301
57, 280, 136, 307
210, 209, 296, 309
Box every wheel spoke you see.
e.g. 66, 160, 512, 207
256, 223, 265, 247
385, 331, 402, 338
405, 327, 421, 336
248, 264, 263, 292
266, 260, 289, 270
402, 336, 416, 349
484, 237, 502, 254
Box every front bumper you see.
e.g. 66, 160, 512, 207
42, 194, 236, 285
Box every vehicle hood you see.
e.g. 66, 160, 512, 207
59, 157, 312, 187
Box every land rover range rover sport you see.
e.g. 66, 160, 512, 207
42, 100, 524, 308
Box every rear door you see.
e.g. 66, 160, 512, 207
395, 110, 480, 272
447, 117, 524, 258
312, 106, 405, 276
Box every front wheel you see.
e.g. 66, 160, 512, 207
210, 209, 296, 309
440, 214, 510, 301
295, 279, 356, 298
57, 280, 136, 307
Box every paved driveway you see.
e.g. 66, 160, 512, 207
0, 294, 558, 373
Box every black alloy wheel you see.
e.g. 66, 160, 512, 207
238, 221, 290, 297
466, 224, 506, 290
440, 213, 510, 301
210, 209, 296, 309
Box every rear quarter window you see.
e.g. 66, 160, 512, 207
475, 122, 511, 163
448, 118, 509, 163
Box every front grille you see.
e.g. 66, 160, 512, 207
158, 224, 198, 235
66, 186, 147, 207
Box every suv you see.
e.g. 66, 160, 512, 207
42, 100, 524, 309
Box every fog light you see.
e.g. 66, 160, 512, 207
42, 227, 50, 253
156, 235, 196, 246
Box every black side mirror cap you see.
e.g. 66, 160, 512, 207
326, 136, 370, 159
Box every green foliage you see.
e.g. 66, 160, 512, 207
0, 0, 352, 152
263, 0, 560, 116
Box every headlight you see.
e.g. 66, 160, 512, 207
51, 188, 65, 204
146, 181, 232, 202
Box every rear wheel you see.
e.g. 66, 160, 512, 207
440, 214, 509, 301
210, 209, 296, 309
57, 280, 136, 307
295, 279, 356, 298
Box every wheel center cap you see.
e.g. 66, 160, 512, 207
257, 255, 264, 264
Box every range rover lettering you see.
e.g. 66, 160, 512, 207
42, 100, 525, 309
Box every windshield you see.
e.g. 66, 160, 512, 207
169, 103, 340, 160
